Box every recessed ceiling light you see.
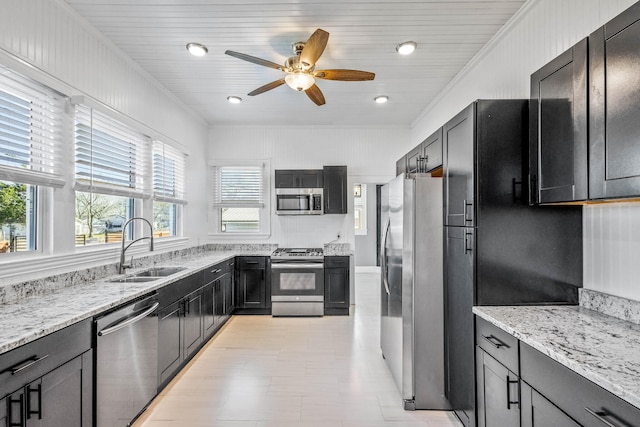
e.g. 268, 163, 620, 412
374, 96, 389, 104
186, 42, 208, 57
396, 41, 417, 55
227, 96, 242, 104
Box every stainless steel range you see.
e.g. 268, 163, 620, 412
271, 248, 324, 316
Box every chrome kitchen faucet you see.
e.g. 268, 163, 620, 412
118, 217, 154, 274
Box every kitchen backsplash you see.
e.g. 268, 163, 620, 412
0, 244, 277, 305
580, 289, 640, 325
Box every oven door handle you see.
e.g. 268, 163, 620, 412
271, 263, 324, 270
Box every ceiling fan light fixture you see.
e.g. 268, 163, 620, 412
227, 96, 242, 104
374, 95, 389, 104
285, 73, 315, 91
396, 41, 417, 55
186, 42, 208, 57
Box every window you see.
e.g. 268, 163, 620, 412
212, 163, 269, 235
152, 140, 186, 237
74, 104, 150, 246
354, 183, 367, 235
0, 181, 37, 253
0, 66, 66, 255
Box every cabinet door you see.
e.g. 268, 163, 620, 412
476, 348, 519, 427
214, 280, 225, 323
422, 128, 443, 172
406, 145, 422, 173
590, 4, 640, 199
300, 170, 323, 187
530, 38, 588, 204
443, 104, 475, 227
158, 299, 183, 385
444, 226, 475, 427
521, 382, 579, 427
183, 289, 203, 357
275, 170, 297, 188
238, 268, 266, 309
26, 352, 92, 427
221, 271, 235, 315
323, 165, 348, 214
324, 261, 349, 311
203, 282, 215, 337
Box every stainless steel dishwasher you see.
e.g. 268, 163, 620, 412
95, 294, 159, 427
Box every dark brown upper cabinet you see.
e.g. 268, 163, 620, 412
422, 128, 443, 173
589, 2, 640, 200
529, 38, 588, 205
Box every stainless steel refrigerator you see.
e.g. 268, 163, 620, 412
380, 173, 450, 410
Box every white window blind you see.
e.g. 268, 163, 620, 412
213, 165, 264, 207
153, 140, 186, 204
0, 65, 65, 187
74, 104, 150, 198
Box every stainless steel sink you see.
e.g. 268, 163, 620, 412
132, 266, 187, 277
108, 276, 160, 283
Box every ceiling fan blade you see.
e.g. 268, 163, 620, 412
248, 79, 286, 96
300, 29, 330, 68
225, 50, 285, 71
305, 84, 326, 106
314, 69, 375, 81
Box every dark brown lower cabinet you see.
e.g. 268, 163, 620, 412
520, 381, 579, 427
475, 347, 519, 427
158, 299, 183, 386
0, 351, 92, 427
324, 256, 350, 315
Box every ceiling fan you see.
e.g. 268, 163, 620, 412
225, 29, 375, 106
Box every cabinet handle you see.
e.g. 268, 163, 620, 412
8, 394, 25, 427
211, 269, 222, 274
246, 261, 259, 265
26, 384, 42, 419
482, 334, 507, 349
506, 376, 519, 410
463, 199, 473, 224
2, 354, 50, 375
585, 407, 623, 427
184, 298, 190, 315
464, 230, 473, 254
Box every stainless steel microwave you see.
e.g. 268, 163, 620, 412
275, 188, 323, 215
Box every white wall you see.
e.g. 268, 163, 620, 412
411, 0, 640, 301
0, 0, 209, 278
208, 126, 408, 248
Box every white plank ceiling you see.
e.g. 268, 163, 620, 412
63, 0, 527, 127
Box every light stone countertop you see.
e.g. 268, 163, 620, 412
0, 250, 272, 355
473, 305, 640, 409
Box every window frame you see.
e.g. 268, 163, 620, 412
354, 183, 367, 235
209, 160, 271, 238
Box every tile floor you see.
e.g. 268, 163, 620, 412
134, 270, 462, 427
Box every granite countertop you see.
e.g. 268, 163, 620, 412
0, 250, 272, 356
473, 305, 640, 409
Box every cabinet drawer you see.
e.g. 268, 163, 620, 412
204, 260, 232, 283
0, 319, 91, 398
475, 317, 518, 373
237, 256, 266, 269
324, 256, 349, 268
520, 342, 640, 426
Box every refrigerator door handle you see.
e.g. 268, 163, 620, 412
382, 217, 391, 296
